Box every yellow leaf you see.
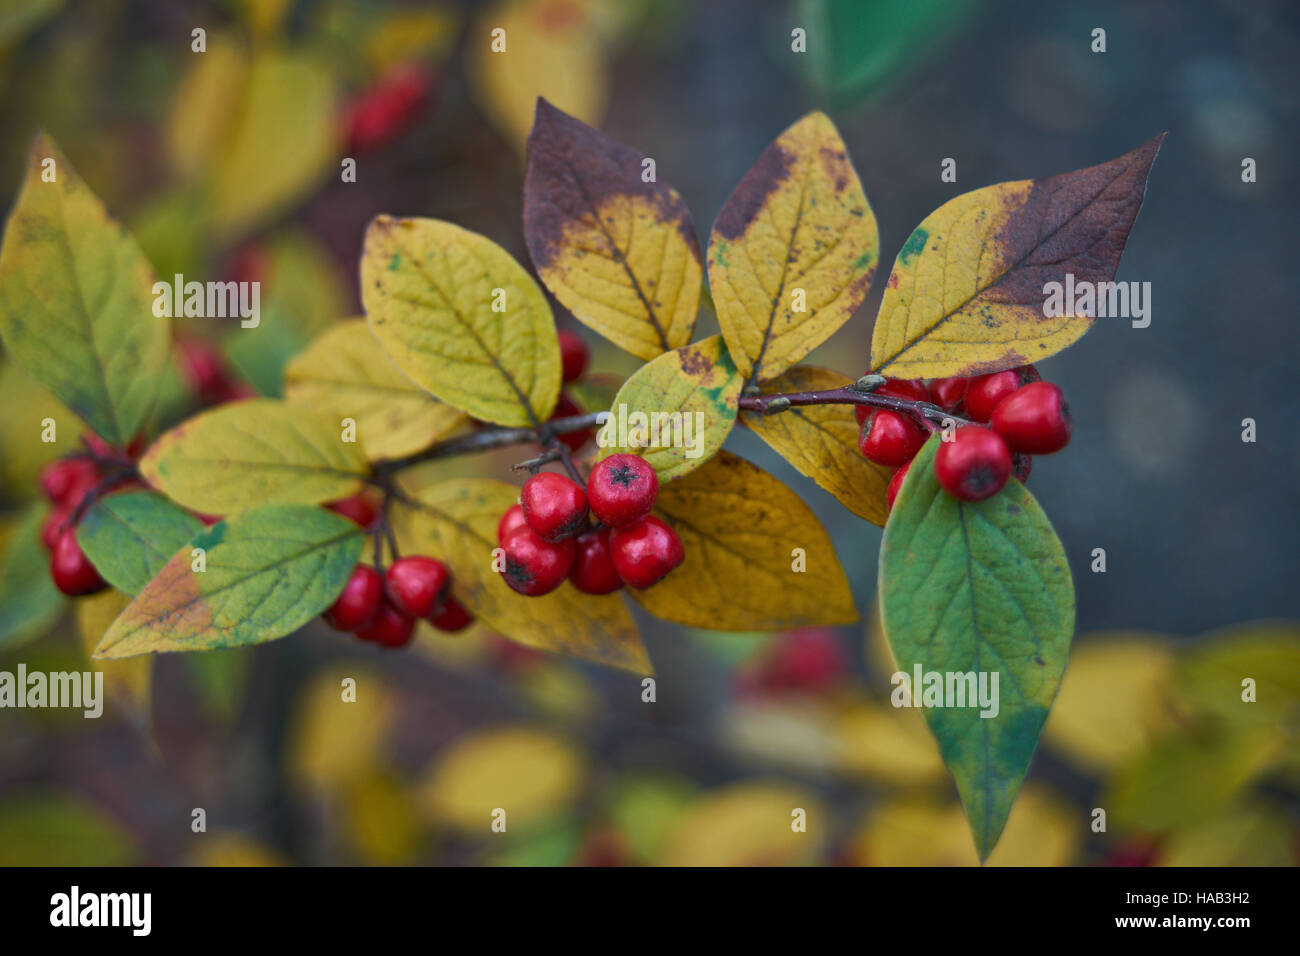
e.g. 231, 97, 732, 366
657, 781, 824, 866
1178, 620, 1300, 730
289, 665, 395, 792
362, 7, 459, 72
0, 362, 77, 496
187, 832, 289, 867
396, 479, 650, 673
831, 697, 945, 785
468, 0, 608, 153
707, 111, 878, 383
1042, 632, 1178, 772
166, 37, 247, 181
419, 726, 584, 833
140, 398, 368, 514
0, 133, 170, 446
76, 589, 151, 722
632, 451, 858, 630
869, 136, 1165, 378
1161, 806, 1296, 866
742, 365, 892, 525
595, 335, 740, 481
345, 771, 425, 865
284, 319, 467, 461
361, 216, 561, 427
523, 99, 701, 359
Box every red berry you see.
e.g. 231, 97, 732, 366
886, 460, 911, 512
222, 243, 271, 287
499, 527, 575, 596
176, 337, 230, 405
609, 515, 684, 589
39, 458, 99, 506
1012, 453, 1032, 484
854, 378, 929, 425
41, 506, 72, 551
195, 512, 222, 527
557, 329, 589, 383
587, 454, 658, 528
327, 494, 380, 530
991, 382, 1072, 454
549, 393, 592, 451
857, 409, 925, 467
520, 471, 588, 542
356, 601, 416, 647
82, 432, 117, 460
49, 528, 106, 596
429, 596, 473, 632
934, 427, 1012, 501
497, 504, 529, 544
767, 628, 846, 691
928, 376, 968, 412
385, 556, 450, 618
344, 64, 433, 153
324, 565, 384, 632
964, 365, 1040, 422
569, 528, 623, 595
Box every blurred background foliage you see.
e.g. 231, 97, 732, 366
0, 0, 1297, 865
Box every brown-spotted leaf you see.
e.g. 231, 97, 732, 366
632, 451, 857, 630
741, 365, 892, 525
524, 99, 702, 360
395, 478, 649, 673
708, 111, 878, 382
870, 135, 1164, 378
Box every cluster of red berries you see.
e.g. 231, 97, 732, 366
497, 453, 683, 596
38, 435, 146, 596
175, 336, 254, 407
735, 628, 848, 697
323, 552, 474, 649
342, 64, 434, 153
856, 365, 1072, 506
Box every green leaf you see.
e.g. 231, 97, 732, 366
0, 133, 170, 445
879, 437, 1075, 860
595, 335, 741, 482
76, 491, 205, 595
0, 791, 136, 866
0, 505, 66, 649
93, 505, 364, 659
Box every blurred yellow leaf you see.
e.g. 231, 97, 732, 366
831, 697, 946, 785
721, 699, 836, 772
657, 781, 824, 866
469, 0, 608, 153
167, 37, 247, 181
361, 216, 561, 427
235, 0, 295, 40
607, 774, 696, 864
345, 771, 425, 865
708, 112, 878, 383
632, 452, 858, 630
289, 665, 396, 791
517, 661, 600, 722
285, 319, 467, 461
1178, 620, 1300, 730
419, 726, 584, 833
1043, 632, 1178, 772
0, 791, 136, 865
76, 589, 151, 722
742, 365, 893, 525
1160, 805, 1296, 866
0, 362, 76, 496
363, 7, 458, 72
187, 832, 289, 866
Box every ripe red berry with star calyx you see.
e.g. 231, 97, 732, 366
384, 556, 450, 619
521, 471, 588, 542
964, 365, 1040, 422
991, 382, 1072, 454
324, 565, 384, 632
499, 527, 575, 596
855, 378, 930, 425
557, 328, 589, 383
569, 528, 623, 595
858, 409, 925, 467
49, 528, 106, 596
609, 515, 684, 589
429, 596, 473, 632
587, 454, 658, 528
934, 427, 1012, 502
356, 601, 416, 648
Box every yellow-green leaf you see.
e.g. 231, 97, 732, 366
524, 99, 702, 359
77, 589, 152, 724
396, 478, 649, 673
468, 0, 608, 153
595, 335, 740, 482
94, 505, 364, 659
361, 216, 561, 427
284, 319, 467, 461
869, 135, 1164, 378
140, 398, 368, 515
0, 133, 169, 445
741, 365, 892, 525
657, 781, 824, 866
707, 111, 878, 382
632, 451, 857, 630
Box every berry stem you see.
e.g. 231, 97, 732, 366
738, 386, 973, 430
373, 411, 607, 476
